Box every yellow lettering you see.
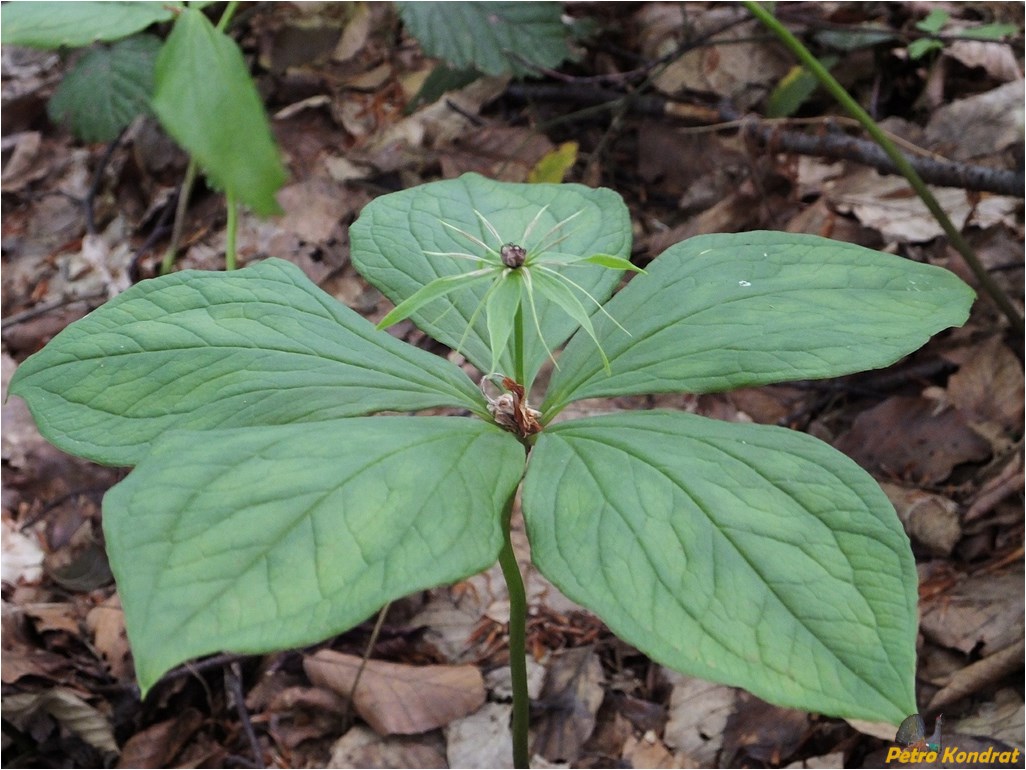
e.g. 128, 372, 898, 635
1013, 749, 1023, 763
942, 746, 957, 762
885, 747, 902, 762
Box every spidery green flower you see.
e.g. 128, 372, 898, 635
375, 205, 642, 376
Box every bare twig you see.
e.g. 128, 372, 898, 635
225, 661, 264, 769
746, 122, 1024, 197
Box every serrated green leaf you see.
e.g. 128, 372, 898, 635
47, 35, 161, 142
8, 259, 483, 466
104, 416, 525, 694
397, 1, 572, 77
543, 231, 975, 416
0, 1, 178, 49
350, 173, 631, 388
522, 411, 917, 725
151, 8, 286, 216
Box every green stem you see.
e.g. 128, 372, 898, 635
160, 159, 198, 275
216, 1, 239, 31
744, 1, 1023, 334
225, 191, 238, 271
497, 495, 530, 769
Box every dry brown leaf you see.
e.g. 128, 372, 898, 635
445, 701, 513, 768
662, 672, 736, 766
86, 595, 132, 681
925, 80, 1025, 160
927, 639, 1026, 712
880, 483, 961, 556
532, 646, 605, 763
622, 730, 681, 768
947, 336, 1025, 437
1, 687, 118, 757
24, 603, 80, 635
834, 396, 991, 484
919, 567, 1025, 655
944, 40, 1022, 82
304, 649, 485, 735
328, 724, 448, 769
116, 708, 204, 768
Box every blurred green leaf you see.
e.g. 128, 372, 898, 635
0, 1, 178, 48
151, 8, 286, 216
48, 35, 161, 142
915, 9, 951, 35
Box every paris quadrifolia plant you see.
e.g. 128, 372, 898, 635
10, 174, 974, 766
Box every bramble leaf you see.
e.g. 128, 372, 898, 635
523, 411, 918, 725
47, 34, 161, 143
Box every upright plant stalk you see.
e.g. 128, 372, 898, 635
225, 191, 238, 271
744, 1, 1024, 334
497, 494, 530, 769
499, 298, 531, 767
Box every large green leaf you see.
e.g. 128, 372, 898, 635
0, 1, 178, 48
397, 2, 572, 77
543, 231, 975, 415
350, 173, 631, 387
48, 35, 161, 142
151, 8, 286, 216
8, 259, 483, 467
522, 411, 917, 725
104, 416, 525, 694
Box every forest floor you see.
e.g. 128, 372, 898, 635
1, 3, 1023, 768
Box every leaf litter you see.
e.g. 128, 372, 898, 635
1, 2, 1022, 767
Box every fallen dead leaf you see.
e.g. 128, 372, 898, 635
621, 730, 680, 768
1, 686, 118, 757
946, 335, 1025, 438
86, 594, 131, 681
305, 649, 486, 735
919, 566, 1025, 655
532, 646, 605, 763
327, 723, 447, 769
880, 483, 961, 556
662, 672, 736, 766
834, 395, 991, 484
445, 701, 514, 769
116, 707, 204, 769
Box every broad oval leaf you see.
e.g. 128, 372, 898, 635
397, 2, 572, 78
48, 35, 161, 143
8, 259, 483, 466
103, 416, 525, 694
522, 411, 917, 725
543, 231, 975, 415
151, 8, 286, 216
0, 1, 178, 48
350, 173, 631, 387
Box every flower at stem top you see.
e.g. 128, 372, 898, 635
375, 205, 643, 377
